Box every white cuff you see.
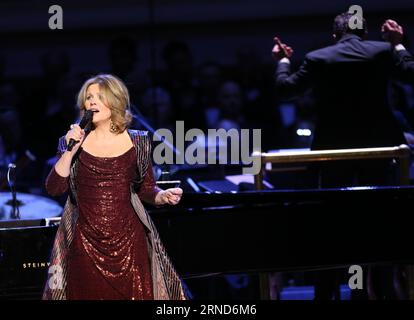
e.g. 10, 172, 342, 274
279, 57, 290, 64
395, 44, 406, 51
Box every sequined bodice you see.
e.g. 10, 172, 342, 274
78, 146, 136, 195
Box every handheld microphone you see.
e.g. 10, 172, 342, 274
67, 110, 94, 151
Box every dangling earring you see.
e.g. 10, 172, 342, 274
110, 120, 117, 133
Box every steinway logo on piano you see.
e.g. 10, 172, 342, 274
22, 262, 51, 269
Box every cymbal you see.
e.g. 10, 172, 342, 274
0, 192, 62, 221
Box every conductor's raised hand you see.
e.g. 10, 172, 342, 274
272, 36, 293, 61
381, 19, 404, 46
65, 124, 86, 154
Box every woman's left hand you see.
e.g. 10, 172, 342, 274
156, 188, 183, 205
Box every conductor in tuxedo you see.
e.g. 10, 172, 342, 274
272, 13, 414, 299
273, 14, 414, 151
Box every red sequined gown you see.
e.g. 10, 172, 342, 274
46, 146, 159, 300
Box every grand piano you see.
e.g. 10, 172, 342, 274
1, 186, 414, 299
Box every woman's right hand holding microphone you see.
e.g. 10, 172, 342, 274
65, 124, 86, 155
53, 124, 86, 177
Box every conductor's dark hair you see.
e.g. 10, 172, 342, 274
333, 12, 367, 39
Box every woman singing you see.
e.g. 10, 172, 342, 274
43, 74, 187, 300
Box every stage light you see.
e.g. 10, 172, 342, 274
296, 129, 312, 137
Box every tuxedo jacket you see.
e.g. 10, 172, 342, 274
276, 34, 414, 150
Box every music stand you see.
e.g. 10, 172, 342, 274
6, 163, 20, 219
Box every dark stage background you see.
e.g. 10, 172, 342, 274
1, 0, 414, 300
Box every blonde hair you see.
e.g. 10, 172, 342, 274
77, 74, 132, 133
